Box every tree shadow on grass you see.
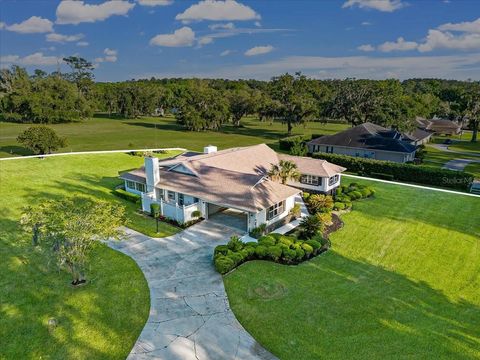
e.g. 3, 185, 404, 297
229, 252, 480, 359
0, 145, 33, 157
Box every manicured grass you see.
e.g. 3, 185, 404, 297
0, 152, 180, 358
0, 115, 349, 158
224, 180, 480, 359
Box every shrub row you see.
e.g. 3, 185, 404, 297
312, 153, 474, 190
214, 233, 328, 274
334, 183, 375, 209
113, 188, 141, 204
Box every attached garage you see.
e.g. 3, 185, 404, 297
206, 203, 248, 232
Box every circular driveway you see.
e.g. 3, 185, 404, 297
108, 220, 276, 360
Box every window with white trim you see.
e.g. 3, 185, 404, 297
167, 190, 176, 203
300, 174, 320, 186
156, 188, 164, 200
136, 183, 146, 192
267, 201, 285, 221
328, 175, 339, 186
126, 180, 135, 189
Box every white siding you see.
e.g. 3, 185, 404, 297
251, 194, 296, 229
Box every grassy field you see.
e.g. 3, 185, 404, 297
0, 152, 183, 359
224, 180, 480, 359
0, 115, 349, 158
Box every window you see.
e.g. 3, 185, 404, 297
300, 174, 320, 186
156, 188, 164, 200
178, 193, 184, 206
126, 180, 135, 189
267, 201, 285, 221
328, 175, 339, 186
167, 190, 176, 203
135, 183, 146, 192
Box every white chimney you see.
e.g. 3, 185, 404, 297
144, 156, 159, 193
204, 145, 217, 154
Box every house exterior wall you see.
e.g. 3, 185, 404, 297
250, 194, 296, 230
309, 144, 415, 163
286, 174, 342, 193
125, 180, 144, 195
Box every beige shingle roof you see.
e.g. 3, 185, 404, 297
278, 154, 346, 178
120, 144, 345, 212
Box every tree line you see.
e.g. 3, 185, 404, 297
1, 57, 478, 141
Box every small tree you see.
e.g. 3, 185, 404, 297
20, 198, 126, 285
300, 215, 323, 239
268, 160, 300, 185
307, 194, 334, 214
17, 126, 66, 155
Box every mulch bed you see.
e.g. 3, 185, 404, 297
323, 213, 344, 239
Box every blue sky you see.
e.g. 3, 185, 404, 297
1, 0, 479, 81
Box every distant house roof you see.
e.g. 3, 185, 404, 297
120, 144, 346, 212
308, 122, 417, 153
416, 118, 462, 132
402, 128, 433, 143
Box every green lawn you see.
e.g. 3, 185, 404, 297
224, 180, 480, 359
423, 145, 480, 179
0, 152, 181, 359
0, 115, 349, 158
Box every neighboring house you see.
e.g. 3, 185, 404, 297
120, 144, 346, 232
416, 117, 462, 136
307, 122, 417, 163
401, 128, 433, 146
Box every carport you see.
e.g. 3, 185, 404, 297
206, 203, 249, 232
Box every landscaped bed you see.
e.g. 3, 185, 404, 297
0, 152, 181, 358
223, 179, 480, 359
214, 183, 376, 274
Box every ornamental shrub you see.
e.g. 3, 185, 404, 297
214, 256, 235, 274
150, 203, 160, 217
113, 188, 141, 204
191, 210, 202, 218
258, 235, 276, 247
282, 248, 297, 262
305, 239, 322, 251
227, 235, 243, 252
278, 235, 294, 247
228, 252, 243, 265
334, 202, 346, 210
214, 245, 229, 258
255, 245, 268, 258
267, 246, 283, 261
295, 247, 305, 260
301, 243, 314, 256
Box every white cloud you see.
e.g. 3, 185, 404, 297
254, 21, 261, 27
418, 29, 480, 52
137, 0, 173, 6
46, 33, 84, 43
95, 48, 118, 63
208, 22, 235, 30
357, 44, 375, 51
176, 0, 260, 23
0, 52, 61, 66
198, 36, 214, 46
342, 0, 405, 12
0, 22, 6, 29
133, 53, 480, 81
378, 37, 418, 52
220, 49, 232, 56
150, 27, 195, 47
5, 16, 53, 33
76, 41, 89, 47
56, 1, 135, 25
244, 45, 274, 56
361, 21, 372, 26
438, 17, 480, 34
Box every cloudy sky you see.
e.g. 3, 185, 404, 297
1, 0, 479, 81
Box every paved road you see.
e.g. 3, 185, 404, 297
107, 221, 276, 360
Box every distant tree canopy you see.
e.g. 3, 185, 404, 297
1, 61, 479, 141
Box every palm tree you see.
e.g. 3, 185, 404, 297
268, 160, 300, 185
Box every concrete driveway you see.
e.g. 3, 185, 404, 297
107, 221, 276, 360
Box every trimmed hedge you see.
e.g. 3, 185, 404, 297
213, 232, 328, 274
113, 188, 141, 204
312, 152, 474, 190
279, 135, 311, 151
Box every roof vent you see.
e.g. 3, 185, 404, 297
204, 145, 217, 154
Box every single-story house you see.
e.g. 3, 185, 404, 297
401, 128, 433, 146
120, 144, 346, 232
416, 117, 462, 136
307, 122, 417, 163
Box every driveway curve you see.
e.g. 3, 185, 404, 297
107, 221, 276, 360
